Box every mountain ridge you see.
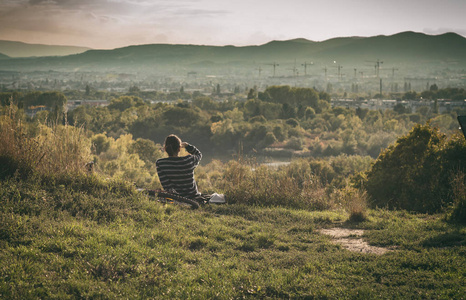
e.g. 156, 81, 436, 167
0, 32, 464, 74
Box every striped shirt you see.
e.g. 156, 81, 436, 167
156, 144, 202, 199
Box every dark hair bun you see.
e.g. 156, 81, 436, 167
164, 134, 181, 156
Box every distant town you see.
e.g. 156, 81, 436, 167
22, 92, 466, 118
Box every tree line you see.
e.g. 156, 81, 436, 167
1, 85, 465, 216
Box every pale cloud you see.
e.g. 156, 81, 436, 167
0, 0, 465, 48
0, 0, 216, 47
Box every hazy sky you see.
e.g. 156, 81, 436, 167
0, 0, 465, 49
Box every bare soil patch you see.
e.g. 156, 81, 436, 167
318, 228, 393, 255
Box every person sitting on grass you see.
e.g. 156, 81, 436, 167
156, 134, 208, 204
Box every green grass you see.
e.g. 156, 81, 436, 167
1, 179, 465, 299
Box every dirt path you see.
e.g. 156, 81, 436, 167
318, 228, 392, 255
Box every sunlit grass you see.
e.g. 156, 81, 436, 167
1, 102, 465, 299
1, 177, 464, 298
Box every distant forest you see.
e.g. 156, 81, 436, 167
1, 85, 463, 163
1, 84, 465, 214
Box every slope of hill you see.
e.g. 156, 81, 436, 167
0, 52, 9, 59
316, 31, 466, 63
0, 40, 91, 58
0, 32, 464, 73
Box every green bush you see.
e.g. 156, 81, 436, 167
362, 124, 466, 213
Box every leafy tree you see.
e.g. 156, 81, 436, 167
355, 107, 368, 120
128, 138, 162, 164
193, 96, 218, 111
264, 85, 291, 104
263, 86, 320, 109
281, 103, 296, 119
33, 110, 49, 124
21, 91, 41, 107
91, 133, 111, 155
0, 92, 22, 106
393, 103, 410, 114
210, 119, 239, 150
420, 90, 434, 100
304, 107, 316, 120
108, 96, 144, 112
162, 106, 203, 128
341, 129, 358, 155
285, 118, 299, 127
293, 87, 319, 108
247, 88, 256, 100
403, 91, 418, 100
38, 92, 68, 123
244, 99, 261, 117
273, 125, 287, 141
264, 131, 278, 144
128, 85, 140, 94
329, 114, 345, 131
223, 108, 244, 123
286, 136, 303, 150
319, 91, 331, 102
249, 115, 267, 123
316, 100, 331, 113
363, 110, 383, 132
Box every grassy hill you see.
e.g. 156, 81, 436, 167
0, 32, 464, 73
0, 40, 90, 58
1, 177, 465, 299
0, 52, 9, 60
0, 103, 465, 298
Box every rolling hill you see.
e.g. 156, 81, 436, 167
0, 40, 90, 58
0, 32, 465, 74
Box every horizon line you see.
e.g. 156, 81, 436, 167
0, 30, 464, 51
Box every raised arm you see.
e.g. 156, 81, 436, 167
183, 143, 202, 166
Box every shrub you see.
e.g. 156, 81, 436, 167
285, 118, 299, 127
285, 137, 303, 150
362, 124, 466, 213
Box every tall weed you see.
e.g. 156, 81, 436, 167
220, 159, 333, 210
0, 104, 41, 179
335, 186, 368, 222
0, 104, 92, 180
447, 171, 466, 224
